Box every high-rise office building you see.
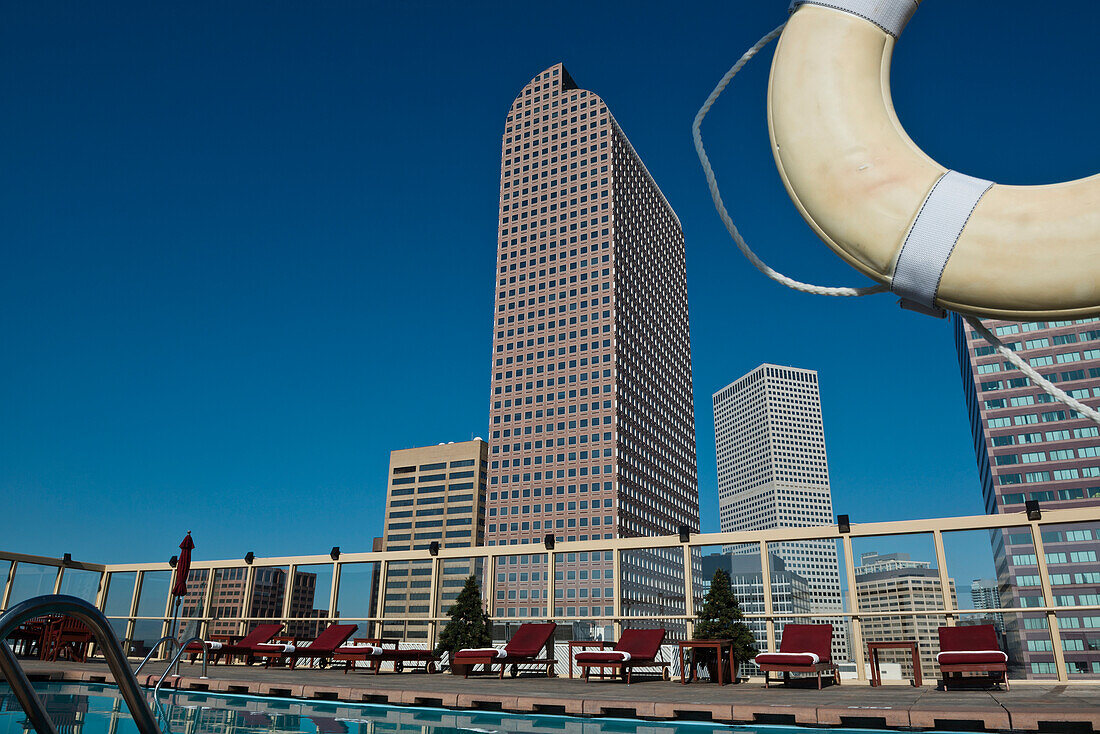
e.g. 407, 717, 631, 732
953, 315, 1100, 677
700, 552, 811, 672
712, 364, 847, 661
380, 439, 488, 639
970, 578, 1005, 635
855, 552, 957, 683
485, 64, 699, 627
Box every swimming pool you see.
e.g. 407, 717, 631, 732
0, 682, 978, 734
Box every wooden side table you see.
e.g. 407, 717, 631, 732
568, 640, 613, 679
867, 640, 922, 687
678, 639, 735, 685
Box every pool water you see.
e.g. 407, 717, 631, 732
0, 683, 976, 734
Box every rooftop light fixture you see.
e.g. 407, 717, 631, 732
544, 533, 555, 550
168, 555, 178, 568
429, 541, 440, 557
62, 553, 72, 566
1025, 500, 1042, 521
330, 547, 340, 561
837, 514, 851, 534
678, 525, 692, 543
244, 552, 254, 565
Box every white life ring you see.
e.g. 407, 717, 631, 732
768, 1, 1100, 320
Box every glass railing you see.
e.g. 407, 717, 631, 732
3, 505, 1099, 684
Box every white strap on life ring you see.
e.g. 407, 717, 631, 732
893, 171, 993, 317
789, 0, 917, 38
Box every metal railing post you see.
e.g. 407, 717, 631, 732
427, 557, 440, 650
546, 551, 555, 621
682, 544, 695, 639
612, 548, 622, 638
329, 562, 341, 622
1030, 523, 1069, 682
200, 570, 216, 640
52, 565, 64, 595
487, 555, 498, 622
374, 560, 388, 638
841, 534, 867, 683
281, 565, 297, 632
128, 572, 144, 656
759, 541, 776, 653
95, 571, 109, 610
240, 565, 256, 636
932, 530, 955, 627
1, 561, 15, 611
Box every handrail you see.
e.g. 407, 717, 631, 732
153, 636, 206, 700
133, 635, 178, 679
0, 594, 162, 734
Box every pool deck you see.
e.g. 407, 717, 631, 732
12, 660, 1100, 733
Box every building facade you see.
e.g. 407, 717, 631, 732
380, 439, 488, 639
854, 552, 957, 682
484, 64, 699, 629
953, 315, 1100, 677
700, 552, 812, 672
970, 578, 1006, 635
712, 364, 847, 662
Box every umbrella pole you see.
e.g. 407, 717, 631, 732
170, 597, 182, 676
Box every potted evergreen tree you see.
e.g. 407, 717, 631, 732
435, 575, 492, 675
693, 568, 756, 682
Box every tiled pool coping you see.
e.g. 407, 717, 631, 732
13, 660, 1100, 732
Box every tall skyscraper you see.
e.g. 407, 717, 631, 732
712, 364, 847, 661
855, 552, 957, 682
970, 578, 1005, 635
953, 314, 1100, 678
485, 64, 698, 626
380, 439, 488, 640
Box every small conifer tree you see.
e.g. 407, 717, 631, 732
694, 568, 756, 672
435, 575, 492, 661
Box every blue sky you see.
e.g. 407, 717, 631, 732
1, 1, 1096, 588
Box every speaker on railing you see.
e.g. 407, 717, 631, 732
544, 533, 555, 550
429, 541, 440, 556
837, 515, 851, 533
1025, 500, 1042, 521
330, 546, 340, 561
244, 551, 254, 565
678, 525, 691, 543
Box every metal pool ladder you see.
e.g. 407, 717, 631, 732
0, 594, 163, 734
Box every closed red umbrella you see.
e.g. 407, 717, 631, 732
168, 532, 195, 669
172, 532, 194, 597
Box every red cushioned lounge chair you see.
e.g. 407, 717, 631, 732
253, 624, 357, 669
334, 638, 440, 674
574, 628, 668, 684
754, 623, 838, 689
185, 623, 284, 665
451, 622, 557, 678
937, 624, 1009, 690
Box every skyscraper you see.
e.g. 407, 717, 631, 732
970, 578, 1005, 635
953, 314, 1100, 678
380, 439, 488, 640
485, 64, 698, 626
855, 552, 957, 682
712, 364, 847, 661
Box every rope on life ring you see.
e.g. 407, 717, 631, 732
691, 4, 1100, 426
